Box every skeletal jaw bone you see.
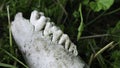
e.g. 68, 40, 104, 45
30, 10, 78, 56
11, 10, 89, 68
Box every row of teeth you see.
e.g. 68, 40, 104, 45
30, 10, 78, 56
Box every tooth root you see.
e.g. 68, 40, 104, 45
52, 30, 63, 42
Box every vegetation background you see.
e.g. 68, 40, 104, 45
0, 0, 120, 68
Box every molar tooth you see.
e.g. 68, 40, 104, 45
65, 39, 70, 49
44, 22, 53, 36
45, 22, 55, 30
72, 44, 78, 56
30, 10, 38, 25
52, 30, 63, 42
35, 16, 47, 31
69, 43, 78, 56
51, 26, 59, 33
58, 34, 69, 45
73, 47, 78, 56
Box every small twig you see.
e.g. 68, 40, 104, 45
88, 41, 114, 66
108, 42, 120, 51
80, 34, 109, 39
94, 41, 114, 58
88, 54, 94, 66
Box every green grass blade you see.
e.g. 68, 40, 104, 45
1, 49, 28, 68
0, 62, 17, 68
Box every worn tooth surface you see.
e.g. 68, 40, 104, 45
35, 16, 47, 31
30, 10, 38, 25
30, 10, 46, 31
65, 39, 70, 50
58, 34, 68, 45
69, 43, 78, 56
52, 30, 63, 42
44, 22, 53, 36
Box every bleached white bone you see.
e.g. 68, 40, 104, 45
11, 10, 89, 68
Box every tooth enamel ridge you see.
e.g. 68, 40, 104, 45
11, 10, 89, 68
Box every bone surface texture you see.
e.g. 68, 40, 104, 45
11, 10, 89, 68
